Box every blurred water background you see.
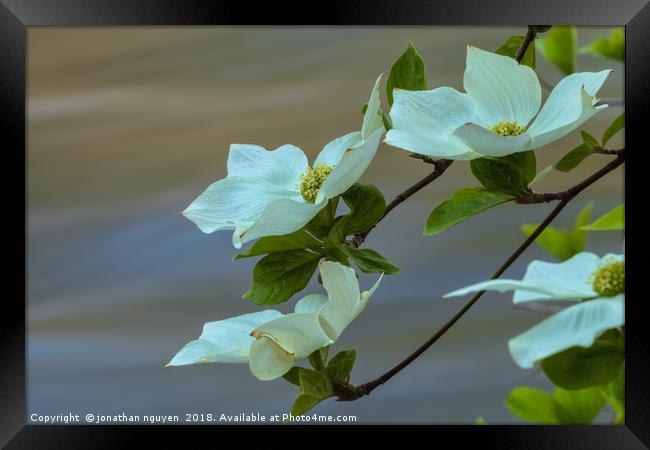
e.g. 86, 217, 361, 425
27, 27, 624, 424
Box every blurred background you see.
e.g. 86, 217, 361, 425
27, 27, 624, 424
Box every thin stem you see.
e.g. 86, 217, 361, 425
347, 152, 624, 399
515, 27, 537, 63
349, 158, 453, 247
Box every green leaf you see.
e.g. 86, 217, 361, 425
521, 225, 575, 261
569, 201, 593, 253
537, 26, 577, 75
474, 416, 488, 425
386, 41, 427, 106
243, 250, 321, 305
424, 187, 513, 236
541, 330, 625, 390
291, 369, 334, 416
604, 364, 625, 424
470, 155, 531, 195
322, 236, 350, 266
305, 197, 339, 238
580, 130, 599, 146
234, 229, 323, 259
602, 113, 625, 146
522, 202, 592, 261
580, 28, 624, 62
506, 387, 564, 424
496, 35, 536, 69
328, 215, 351, 243
308, 346, 329, 370
554, 386, 607, 424
340, 183, 386, 235
529, 165, 552, 186
324, 238, 399, 274
323, 349, 356, 384
555, 143, 596, 172
582, 204, 624, 231
282, 366, 308, 386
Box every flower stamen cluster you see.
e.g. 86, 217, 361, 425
590, 260, 625, 296
490, 120, 527, 137
299, 164, 334, 203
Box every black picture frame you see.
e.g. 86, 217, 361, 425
2, 0, 648, 447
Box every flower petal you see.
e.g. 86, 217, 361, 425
450, 122, 532, 157
227, 144, 308, 190
527, 70, 611, 149
463, 45, 541, 126
183, 176, 298, 236
316, 128, 383, 201
294, 293, 328, 314
361, 74, 385, 141
385, 86, 479, 158
508, 296, 624, 369
237, 197, 326, 246
445, 252, 600, 303
248, 336, 296, 381
514, 252, 600, 303
252, 313, 333, 358
444, 279, 558, 299
317, 261, 362, 341
166, 309, 283, 366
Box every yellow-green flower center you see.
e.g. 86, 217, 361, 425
298, 164, 333, 203
490, 120, 527, 137
590, 260, 625, 297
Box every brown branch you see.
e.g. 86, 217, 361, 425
343, 152, 624, 399
515, 26, 537, 63
349, 158, 453, 247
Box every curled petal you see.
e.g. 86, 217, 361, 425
508, 296, 624, 369
248, 336, 296, 381
527, 70, 611, 149
167, 309, 283, 366
252, 313, 333, 359
361, 74, 385, 141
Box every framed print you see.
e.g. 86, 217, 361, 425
2, 0, 648, 447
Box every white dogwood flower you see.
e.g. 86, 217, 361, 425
183, 76, 385, 248
385, 45, 611, 160
445, 252, 624, 368
167, 261, 382, 380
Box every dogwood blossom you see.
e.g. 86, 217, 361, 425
385, 45, 611, 159
445, 252, 624, 368
167, 261, 382, 380
183, 76, 385, 248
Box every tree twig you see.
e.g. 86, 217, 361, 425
349, 158, 453, 247
343, 152, 624, 399
515, 26, 537, 63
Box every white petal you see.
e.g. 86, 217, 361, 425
317, 128, 383, 201
445, 252, 600, 303
317, 261, 362, 341
508, 296, 624, 369
385, 86, 479, 158
450, 122, 532, 157
294, 293, 328, 314
527, 70, 611, 149
183, 176, 298, 236
514, 252, 600, 303
444, 279, 558, 299
248, 336, 296, 381
238, 197, 326, 246
354, 273, 383, 320
252, 313, 333, 358
227, 144, 308, 190
166, 309, 283, 366
463, 45, 541, 126
314, 131, 363, 167
361, 74, 385, 141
